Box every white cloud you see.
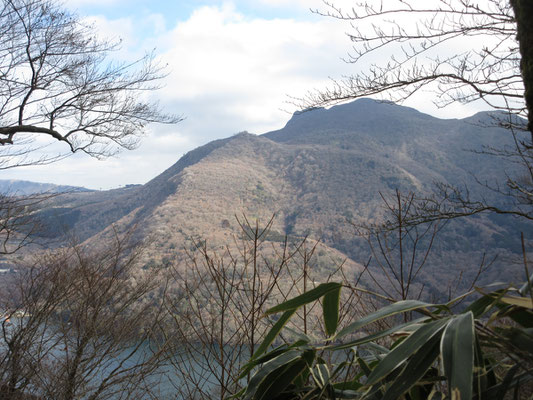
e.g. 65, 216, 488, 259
60, 4, 354, 188
156, 5, 352, 123
82, 15, 135, 43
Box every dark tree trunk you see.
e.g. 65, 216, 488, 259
511, 0, 533, 137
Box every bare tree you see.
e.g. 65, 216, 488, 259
353, 191, 441, 302
163, 217, 291, 399
0, 0, 182, 259
0, 230, 169, 400
304, 0, 528, 128
298, 0, 533, 224
0, 0, 181, 169
349, 190, 498, 309
0, 193, 41, 255
162, 216, 366, 399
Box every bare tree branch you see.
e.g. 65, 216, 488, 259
299, 0, 533, 225
0, 0, 182, 169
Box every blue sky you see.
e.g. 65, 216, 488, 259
2, 0, 490, 189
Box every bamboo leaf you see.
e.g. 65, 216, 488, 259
366, 318, 449, 386
266, 282, 342, 315
505, 327, 533, 353
382, 334, 440, 400
248, 308, 296, 364
333, 380, 363, 392
441, 312, 475, 400
239, 345, 290, 379
255, 359, 308, 400
311, 362, 330, 388
508, 309, 533, 328
282, 326, 312, 343
356, 351, 372, 377
481, 370, 533, 399
464, 293, 498, 317
240, 312, 296, 380
519, 272, 533, 296
365, 341, 390, 356
328, 318, 429, 351
335, 300, 434, 339
294, 349, 315, 387
499, 296, 533, 309
495, 364, 519, 400
323, 285, 341, 336
243, 350, 302, 400
301, 348, 316, 366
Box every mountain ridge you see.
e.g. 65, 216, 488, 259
13, 98, 527, 296
0, 179, 92, 195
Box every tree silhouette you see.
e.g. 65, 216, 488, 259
0, 0, 181, 169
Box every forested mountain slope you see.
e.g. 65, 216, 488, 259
27, 99, 527, 296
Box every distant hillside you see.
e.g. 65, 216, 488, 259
19, 99, 530, 297
0, 179, 92, 195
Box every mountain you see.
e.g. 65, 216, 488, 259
18, 99, 529, 296
0, 179, 92, 195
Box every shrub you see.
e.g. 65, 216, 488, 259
236, 278, 533, 399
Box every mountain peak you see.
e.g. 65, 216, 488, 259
263, 98, 438, 145
283, 98, 423, 125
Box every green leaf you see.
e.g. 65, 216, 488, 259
294, 349, 315, 387
243, 349, 302, 400
311, 362, 330, 388
335, 300, 434, 339
249, 309, 296, 362
464, 293, 497, 318
472, 335, 493, 395
508, 308, 533, 328
365, 341, 390, 356
333, 380, 363, 392
254, 359, 308, 400
323, 284, 341, 336
366, 318, 449, 386
301, 348, 316, 366
441, 312, 475, 400
328, 318, 429, 351
505, 327, 533, 354
239, 345, 290, 380
356, 351, 372, 377
266, 282, 342, 315
481, 369, 533, 399
382, 334, 441, 400
282, 326, 312, 343
494, 364, 519, 400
